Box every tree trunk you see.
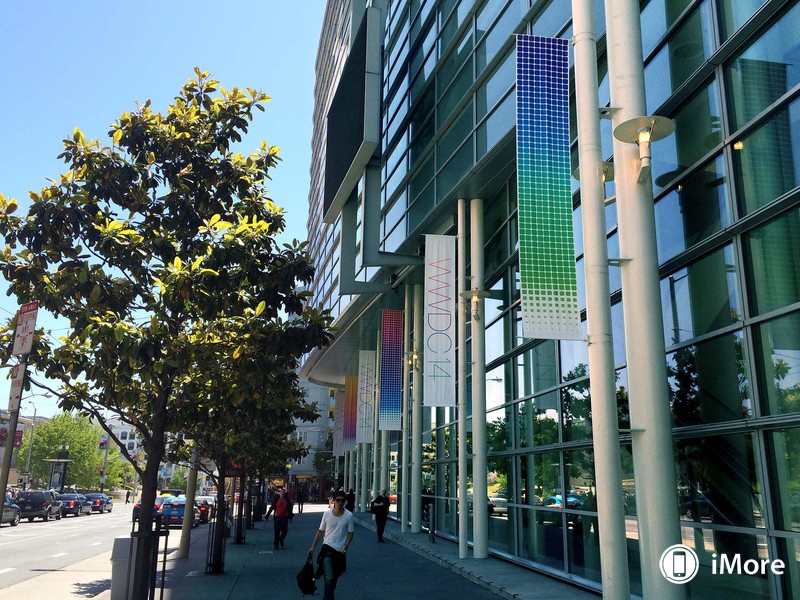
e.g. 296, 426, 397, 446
234, 475, 246, 544
208, 465, 227, 574
131, 397, 167, 600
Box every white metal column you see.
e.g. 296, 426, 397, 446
410, 284, 424, 532
605, 0, 683, 598
572, 0, 630, 596
401, 285, 412, 532
360, 442, 370, 512
457, 197, 469, 558
470, 198, 488, 559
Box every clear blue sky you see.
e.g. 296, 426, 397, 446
0, 1, 325, 417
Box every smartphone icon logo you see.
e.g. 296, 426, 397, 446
673, 551, 686, 577
660, 544, 699, 583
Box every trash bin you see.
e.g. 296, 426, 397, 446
110, 535, 136, 600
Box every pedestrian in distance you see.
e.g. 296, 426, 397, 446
265, 488, 293, 549
309, 489, 354, 600
125, 490, 131, 504
370, 489, 390, 542
298, 489, 307, 514
345, 488, 356, 513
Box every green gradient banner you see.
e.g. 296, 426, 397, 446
516, 35, 583, 341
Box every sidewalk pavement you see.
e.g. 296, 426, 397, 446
161, 503, 600, 600
3, 503, 602, 599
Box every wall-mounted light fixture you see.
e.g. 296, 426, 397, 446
613, 115, 675, 183
406, 350, 420, 371
459, 288, 490, 322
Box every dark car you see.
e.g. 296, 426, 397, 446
2, 494, 21, 527
15, 489, 62, 522
194, 498, 211, 524
132, 495, 169, 522
58, 493, 93, 517
160, 497, 199, 528
85, 492, 113, 513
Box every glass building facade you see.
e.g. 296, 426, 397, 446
303, 1, 800, 597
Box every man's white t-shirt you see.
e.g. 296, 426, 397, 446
318, 509, 354, 551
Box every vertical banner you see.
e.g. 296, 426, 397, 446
343, 375, 358, 451
379, 309, 404, 430
516, 35, 583, 340
424, 234, 456, 406
333, 389, 345, 457
356, 350, 376, 442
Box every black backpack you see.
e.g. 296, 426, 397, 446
296, 557, 317, 596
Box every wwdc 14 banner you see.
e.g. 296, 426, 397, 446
424, 234, 456, 407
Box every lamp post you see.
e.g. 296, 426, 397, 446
23, 403, 36, 490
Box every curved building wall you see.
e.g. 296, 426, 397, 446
307, 1, 800, 597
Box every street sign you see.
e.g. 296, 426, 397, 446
12, 301, 39, 356
8, 363, 25, 411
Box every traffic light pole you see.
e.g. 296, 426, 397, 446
100, 441, 110, 492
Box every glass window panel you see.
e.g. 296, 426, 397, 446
517, 340, 558, 396
560, 331, 590, 382
476, 48, 515, 120
531, 0, 570, 38
562, 382, 592, 442
476, 0, 521, 75
438, 28, 474, 97
667, 331, 751, 427
611, 302, 627, 367
717, 0, 768, 42
608, 233, 621, 293
675, 432, 765, 531
725, 2, 800, 130
477, 91, 515, 159
486, 311, 511, 364
766, 428, 800, 533
519, 450, 564, 567
408, 181, 435, 232
733, 99, 800, 215
744, 207, 800, 315
640, 0, 694, 57
437, 104, 473, 167
644, 2, 715, 113
438, 65, 474, 128
487, 408, 513, 453
485, 225, 510, 277
678, 529, 770, 598
436, 141, 473, 202
651, 82, 722, 195
654, 155, 730, 263
486, 364, 512, 411
410, 154, 435, 201
753, 311, 800, 416
660, 244, 741, 346
516, 390, 560, 448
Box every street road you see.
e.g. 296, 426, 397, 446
0, 500, 133, 590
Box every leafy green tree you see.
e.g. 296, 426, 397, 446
17, 412, 123, 490
0, 68, 331, 599
167, 466, 188, 492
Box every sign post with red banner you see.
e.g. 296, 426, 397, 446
1, 302, 39, 506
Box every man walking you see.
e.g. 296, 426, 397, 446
309, 489, 354, 600
265, 488, 293, 549
370, 489, 390, 542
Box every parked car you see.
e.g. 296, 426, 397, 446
194, 498, 212, 523
85, 492, 113, 513
2, 494, 21, 527
15, 489, 62, 522
132, 495, 170, 522
195, 495, 217, 520
488, 489, 509, 515
160, 497, 199, 528
57, 493, 92, 517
